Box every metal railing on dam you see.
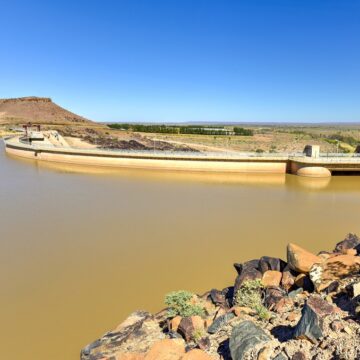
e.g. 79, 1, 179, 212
8, 135, 295, 160
3, 136, 360, 163
291, 154, 360, 164
4, 135, 360, 162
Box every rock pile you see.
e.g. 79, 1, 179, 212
81, 233, 360, 360
58, 127, 198, 152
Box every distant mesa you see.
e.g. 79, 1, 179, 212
0, 96, 94, 125
0, 96, 52, 103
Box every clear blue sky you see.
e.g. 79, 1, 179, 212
1, 0, 360, 123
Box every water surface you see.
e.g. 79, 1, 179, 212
1, 143, 360, 360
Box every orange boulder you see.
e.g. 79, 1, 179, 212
287, 243, 322, 273
169, 316, 182, 332
145, 339, 185, 360
181, 349, 213, 359
261, 270, 282, 287
116, 354, 145, 360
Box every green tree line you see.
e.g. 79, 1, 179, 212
108, 123, 254, 136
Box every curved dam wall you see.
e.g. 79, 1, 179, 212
6, 137, 360, 176
4, 138, 287, 174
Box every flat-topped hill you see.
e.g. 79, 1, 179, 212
0, 96, 93, 125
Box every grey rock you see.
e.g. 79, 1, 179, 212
229, 320, 271, 360
207, 312, 235, 334
334, 233, 360, 253
293, 296, 335, 343
288, 287, 303, 298
259, 256, 287, 273
210, 289, 226, 306
293, 306, 322, 343
168, 330, 183, 339
80, 311, 164, 360
234, 259, 260, 275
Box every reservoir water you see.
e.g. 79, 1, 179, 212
1, 142, 360, 360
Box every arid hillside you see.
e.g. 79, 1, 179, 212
0, 96, 94, 125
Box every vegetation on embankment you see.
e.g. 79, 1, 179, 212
0, 126, 18, 138
275, 127, 360, 153
6, 120, 360, 154
323, 133, 360, 153
82, 233, 360, 360
105, 123, 360, 154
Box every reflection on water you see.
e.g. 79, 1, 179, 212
9, 151, 360, 192
1, 145, 360, 360
290, 175, 332, 191
8, 153, 287, 186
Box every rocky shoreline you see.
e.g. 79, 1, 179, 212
81, 234, 360, 360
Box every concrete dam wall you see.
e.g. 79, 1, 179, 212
4, 135, 360, 177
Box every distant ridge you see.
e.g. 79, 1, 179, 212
0, 96, 94, 125
107, 120, 360, 127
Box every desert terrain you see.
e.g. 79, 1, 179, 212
1, 96, 359, 154
43, 123, 360, 155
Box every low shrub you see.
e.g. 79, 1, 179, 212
192, 328, 207, 343
234, 279, 271, 321
255, 303, 272, 321
165, 290, 205, 318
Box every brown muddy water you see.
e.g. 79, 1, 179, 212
1, 143, 360, 360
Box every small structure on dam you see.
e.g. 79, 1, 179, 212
303, 145, 320, 158
297, 145, 331, 177
23, 123, 45, 143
